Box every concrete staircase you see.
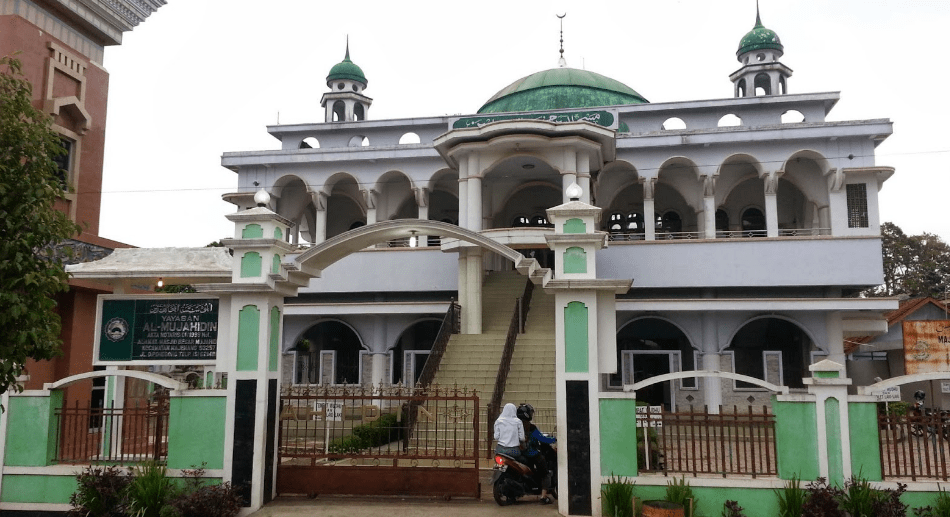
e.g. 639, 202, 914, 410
421, 270, 558, 454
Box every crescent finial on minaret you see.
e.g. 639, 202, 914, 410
557, 13, 567, 67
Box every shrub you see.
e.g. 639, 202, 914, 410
600, 473, 635, 517
870, 482, 907, 517
165, 465, 241, 517
916, 485, 950, 517
776, 475, 807, 517
666, 476, 697, 517
802, 478, 844, 517
840, 475, 877, 517
722, 500, 748, 517
68, 465, 130, 517
328, 412, 404, 453
126, 461, 175, 517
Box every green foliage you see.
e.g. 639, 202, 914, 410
68, 465, 131, 517
839, 475, 877, 517
868, 222, 950, 298
126, 462, 175, 517
164, 465, 241, 517
600, 473, 635, 517
666, 476, 697, 517
0, 55, 81, 396
775, 475, 807, 517
916, 485, 950, 517
802, 478, 844, 517
328, 412, 404, 453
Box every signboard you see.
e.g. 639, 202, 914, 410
97, 296, 219, 363
452, 110, 616, 130
635, 405, 663, 428
873, 386, 901, 402
903, 320, 950, 375
315, 402, 343, 422
942, 382, 950, 394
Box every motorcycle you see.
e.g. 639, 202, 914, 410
490, 442, 558, 506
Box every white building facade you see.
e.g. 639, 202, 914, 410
220, 12, 896, 413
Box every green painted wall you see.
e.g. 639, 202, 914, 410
5, 391, 62, 466
849, 402, 882, 481
563, 218, 586, 234
599, 399, 639, 477
621, 485, 778, 516
269, 307, 281, 372
773, 399, 819, 481
564, 301, 589, 372
167, 396, 227, 470
0, 474, 76, 503
241, 251, 262, 278
242, 224, 263, 239
237, 305, 260, 371
274, 227, 283, 240
825, 398, 843, 485
563, 247, 587, 274
271, 254, 281, 274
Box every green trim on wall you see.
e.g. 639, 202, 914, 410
237, 305, 260, 371
563, 218, 586, 234
167, 396, 227, 470
563, 247, 587, 274
242, 224, 263, 239
4, 390, 62, 466
241, 252, 262, 278
274, 227, 283, 240
0, 474, 76, 503
269, 307, 281, 372
564, 301, 589, 372
813, 371, 839, 378
825, 397, 843, 485
599, 398, 639, 476
848, 402, 882, 481
272, 254, 281, 274
773, 398, 819, 481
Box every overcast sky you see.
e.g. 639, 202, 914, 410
99, 0, 950, 248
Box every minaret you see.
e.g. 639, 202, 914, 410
320, 39, 372, 122
730, 4, 792, 97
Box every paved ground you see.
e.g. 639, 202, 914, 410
248, 469, 560, 517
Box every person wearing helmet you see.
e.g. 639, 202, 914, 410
517, 403, 556, 504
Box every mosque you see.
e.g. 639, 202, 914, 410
218, 9, 895, 416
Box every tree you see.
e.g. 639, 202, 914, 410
0, 56, 81, 396
867, 222, 950, 298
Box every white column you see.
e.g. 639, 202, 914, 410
576, 151, 592, 204
467, 154, 482, 231
818, 206, 831, 235
371, 318, 387, 386
642, 178, 656, 241
700, 313, 722, 413
762, 170, 782, 238
702, 175, 716, 239
825, 312, 846, 365
415, 187, 429, 246
313, 192, 327, 244
458, 158, 469, 231
465, 248, 482, 334
362, 189, 378, 225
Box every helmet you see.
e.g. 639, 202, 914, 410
517, 403, 535, 421
915, 390, 926, 402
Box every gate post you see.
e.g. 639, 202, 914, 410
804, 359, 854, 485
544, 186, 632, 517
210, 192, 293, 514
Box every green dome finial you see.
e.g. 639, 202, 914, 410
327, 37, 368, 86
737, 3, 783, 58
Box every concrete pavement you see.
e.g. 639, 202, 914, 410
248, 495, 560, 517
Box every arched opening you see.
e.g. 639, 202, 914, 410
293, 320, 365, 385
332, 101, 345, 122
391, 320, 442, 386
736, 78, 747, 98
376, 170, 415, 221
740, 207, 766, 236
492, 183, 561, 229
348, 135, 369, 147
725, 318, 817, 390
300, 137, 320, 149
781, 110, 804, 123
399, 132, 421, 144
662, 117, 686, 130
754, 73, 771, 96
353, 103, 365, 121
325, 174, 365, 239
613, 318, 697, 410
273, 176, 314, 243
715, 209, 730, 233
718, 114, 742, 127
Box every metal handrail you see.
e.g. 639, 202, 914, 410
415, 300, 460, 390
485, 277, 534, 456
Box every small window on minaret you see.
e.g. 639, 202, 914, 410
846, 184, 869, 228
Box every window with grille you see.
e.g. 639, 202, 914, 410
846, 183, 869, 228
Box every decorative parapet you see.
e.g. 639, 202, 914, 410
38, 0, 167, 45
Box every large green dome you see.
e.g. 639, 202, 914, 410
478, 67, 648, 114
327, 47, 367, 86
737, 13, 783, 57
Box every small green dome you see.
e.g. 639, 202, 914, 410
737, 13, 783, 57
478, 67, 648, 114
327, 47, 367, 86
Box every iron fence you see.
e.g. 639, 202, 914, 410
879, 411, 950, 481
278, 384, 479, 466
640, 405, 777, 478
54, 394, 169, 464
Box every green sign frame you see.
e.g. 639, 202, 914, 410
97, 295, 219, 364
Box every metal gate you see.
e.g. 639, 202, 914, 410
276, 384, 480, 498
